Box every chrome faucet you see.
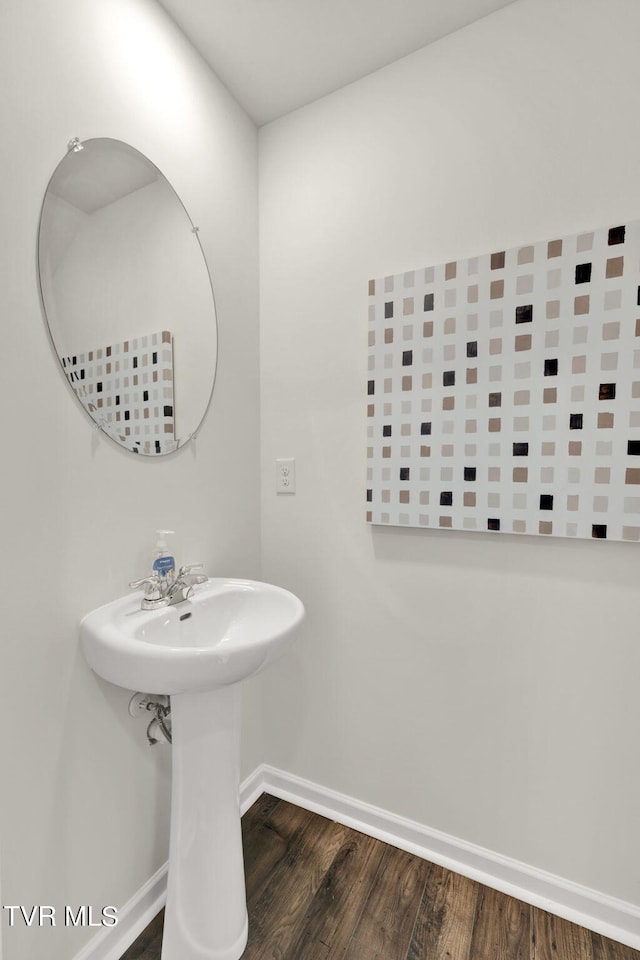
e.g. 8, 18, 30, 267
129, 563, 207, 610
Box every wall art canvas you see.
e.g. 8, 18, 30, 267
366, 220, 640, 540
62, 329, 176, 455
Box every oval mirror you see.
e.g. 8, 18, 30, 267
38, 137, 217, 456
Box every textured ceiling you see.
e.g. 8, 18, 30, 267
156, 0, 517, 125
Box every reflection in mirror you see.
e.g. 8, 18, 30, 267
38, 138, 217, 455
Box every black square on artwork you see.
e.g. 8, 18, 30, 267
402, 350, 413, 366
440, 491, 453, 506
424, 293, 434, 312
366, 489, 372, 502
464, 467, 476, 481
443, 370, 455, 387
384, 301, 394, 319
628, 441, 640, 456
592, 524, 608, 539
96, 382, 103, 393
544, 358, 558, 377
163, 405, 173, 417
383, 424, 392, 437
400, 467, 410, 481
487, 518, 500, 531
575, 263, 592, 284
467, 340, 478, 358
540, 494, 554, 510
515, 304, 533, 324
570, 413, 583, 430
420, 422, 431, 435
608, 225, 625, 245
368, 380, 375, 395
513, 442, 529, 456
599, 383, 616, 400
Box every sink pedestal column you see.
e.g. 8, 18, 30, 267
161, 685, 248, 960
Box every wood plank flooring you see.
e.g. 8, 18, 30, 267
120, 794, 640, 960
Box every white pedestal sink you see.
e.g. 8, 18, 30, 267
81, 578, 304, 960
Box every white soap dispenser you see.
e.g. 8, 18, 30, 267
152, 529, 176, 583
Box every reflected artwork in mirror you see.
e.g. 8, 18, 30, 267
38, 137, 217, 455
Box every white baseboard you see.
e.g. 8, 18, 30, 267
72, 863, 167, 960
77, 763, 640, 958
250, 764, 640, 952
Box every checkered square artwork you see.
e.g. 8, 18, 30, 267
366, 221, 640, 540
62, 330, 176, 455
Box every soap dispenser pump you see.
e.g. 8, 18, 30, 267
152, 529, 176, 582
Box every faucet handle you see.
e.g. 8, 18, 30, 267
176, 562, 207, 586
129, 574, 163, 601
177, 561, 204, 575
129, 574, 161, 589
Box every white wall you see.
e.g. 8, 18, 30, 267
259, 0, 640, 909
0, 1, 259, 958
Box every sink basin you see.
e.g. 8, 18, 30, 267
80, 577, 304, 960
81, 577, 304, 694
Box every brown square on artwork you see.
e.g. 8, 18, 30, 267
467, 368, 478, 384
443, 396, 455, 410
368, 279, 376, 296
402, 376, 412, 391
445, 261, 457, 280
515, 334, 532, 352
488, 418, 501, 432
572, 355, 586, 374
368, 404, 375, 417
399, 491, 410, 504
464, 492, 476, 507
626, 468, 640, 485
383, 446, 391, 458
439, 516, 453, 528
491, 251, 505, 270
490, 279, 504, 299
513, 467, 528, 482
518, 245, 534, 265
547, 239, 562, 258
574, 295, 590, 315
423, 321, 434, 338
598, 412, 614, 428
539, 521, 552, 535
606, 256, 624, 278
568, 441, 582, 456
420, 445, 431, 457
385, 328, 394, 343
543, 387, 557, 404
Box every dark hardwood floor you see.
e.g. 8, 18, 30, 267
121, 793, 640, 960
